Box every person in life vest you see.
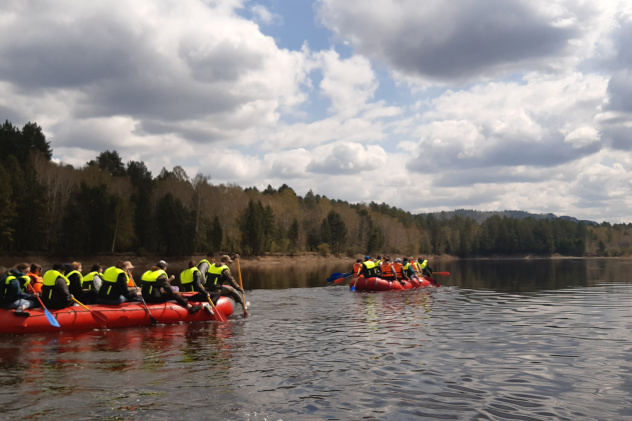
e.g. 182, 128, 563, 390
357, 255, 380, 278
0, 262, 39, 316
179, 260, 219, 304
98, 261, 139, 305
82, 264, 104, 292
141, 260, 204, 314
41, 263, 73, 309
352, 259, 362, 277
26, 263, 44, 294
66, 261, 98, 304
417, 257, 433, 276
197, 252, 215, 282
205, 255, 247, 315
402, 257, 417, 280
379, 256, 396, 281
392, 258, 404, 281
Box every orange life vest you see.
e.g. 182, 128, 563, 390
393, 262, 403, 278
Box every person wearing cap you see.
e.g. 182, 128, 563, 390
205, 254, 248, 315
41, 263, 74, 309
122, 261, 139, 293
357, 255, 380, 278
98, 260, 139, 305
141, 260, 204, 314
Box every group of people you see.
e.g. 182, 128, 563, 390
354, 255, 434, 284
0, 253, 248, 317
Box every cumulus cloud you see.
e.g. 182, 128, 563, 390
317, 0, 608, 85
2, 0, 632, 223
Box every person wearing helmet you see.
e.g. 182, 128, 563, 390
357, 255, 380, 278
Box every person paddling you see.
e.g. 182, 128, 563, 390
141, 260, 204, 314
98, 261, 139, 305
357, 255, 380, 278
180, 260, 219, 304
205, 254, 248, 316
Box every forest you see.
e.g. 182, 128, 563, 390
2, 119, 632, 258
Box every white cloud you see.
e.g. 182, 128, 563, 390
1, 0, 632, 223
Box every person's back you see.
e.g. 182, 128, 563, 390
380, 259, 395, 281
83, 264, 103, 292
142, 260, 202, 313
98, 261, 137, 305
41, 264, 73, 309
197, 253, 215, 283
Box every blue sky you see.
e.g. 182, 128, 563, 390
1, 0, 631, 223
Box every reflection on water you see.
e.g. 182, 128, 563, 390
1, 258, 632, 420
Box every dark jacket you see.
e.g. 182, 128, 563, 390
0, 270, 37, 307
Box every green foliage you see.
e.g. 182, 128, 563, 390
320, 210, 347, 254
238, 200, 275, 254
90, 150, 126, 177
155, 193, 195, 255
2, 118, 631, 258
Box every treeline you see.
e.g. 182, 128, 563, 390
2, 119, 632, 258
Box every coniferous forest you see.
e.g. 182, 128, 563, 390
2, 119, 632, 258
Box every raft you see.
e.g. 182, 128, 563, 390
0, 296, 236, 335
350, 275, 437, 292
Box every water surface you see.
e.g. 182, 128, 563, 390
1, 258, 631, 420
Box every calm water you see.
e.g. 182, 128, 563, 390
1, 258, 632, 420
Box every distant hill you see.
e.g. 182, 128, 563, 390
419, 209, 598, 225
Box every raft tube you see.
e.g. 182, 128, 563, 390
350, 276, 434, 292
0, 296, 236, 335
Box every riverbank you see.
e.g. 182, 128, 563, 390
0, 252, 458, 273
1, 251, 616, 274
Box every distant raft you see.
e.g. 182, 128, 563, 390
0, 295, 236, 334
349, 275, 438, 292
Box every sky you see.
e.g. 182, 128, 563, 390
1, 0, 631, 223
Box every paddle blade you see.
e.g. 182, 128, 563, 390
327, 272, 343, 282
44, 308, 61, 328
92, 310, 109, 326
208, 298, 227, 322
433, 271, 450, 276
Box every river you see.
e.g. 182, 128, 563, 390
1, 258, 631, 420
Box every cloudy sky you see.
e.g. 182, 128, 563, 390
1, 0, 631, 223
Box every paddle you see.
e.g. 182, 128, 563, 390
207, 296, 227, 322
28, 283, 60, 328
431, 271, 450, 276
327, 272, 343, 282
333, 273, 353, 284
236, 256, 249, 317
129, 276, 158, 325
71, 297, 108, 325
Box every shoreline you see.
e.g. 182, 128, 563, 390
1, 252, 625, 273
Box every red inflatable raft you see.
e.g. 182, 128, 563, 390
350, 275, 437, 291
0, 296, 236, 335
